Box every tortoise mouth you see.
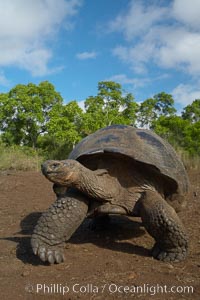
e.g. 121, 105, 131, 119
42, 168, 74, 186
45, 170, 63, 175
44, 170, 67, 179
42, 167, 67, 181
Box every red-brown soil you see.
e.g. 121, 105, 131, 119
0, 169, 199, 300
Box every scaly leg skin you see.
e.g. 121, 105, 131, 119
139, 190, 188, 262
31, 189, 88, 264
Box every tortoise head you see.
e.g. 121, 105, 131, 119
41, 159, 80, 186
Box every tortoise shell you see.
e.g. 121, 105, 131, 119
69, 125, 189, 201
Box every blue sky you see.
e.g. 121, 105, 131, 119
0, 0, 200, 111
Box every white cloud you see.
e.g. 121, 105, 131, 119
108, 1, 168, 40
113, 41, 156, 74
158, 29, 200, 74
172, 0, 200, 30
76, 51, 98, 60
0, 0, 82, 76
172, 83, 200, 106
110, 0, 200, 76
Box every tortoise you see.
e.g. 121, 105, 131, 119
31, 125, 189, 264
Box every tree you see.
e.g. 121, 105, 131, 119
82, 81, 138, 135
182, 99, 200, 123
45, 101, 83, 155
182, 122, 200, 156
153, 115, 190, 148
137, 98, 157, 129
138, 92, 176, 129
153, 114, 200, 156
0, 81, 63, 148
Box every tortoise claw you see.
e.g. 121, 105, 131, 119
39, 251, 46, 262
31, 235, 65, 264
47, 251, 55, 264
55, 251, 64, 264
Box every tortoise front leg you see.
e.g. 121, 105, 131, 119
31, 189, 88, 264
139, 190, 188, 262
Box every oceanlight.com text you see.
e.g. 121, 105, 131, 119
25, 282, 194, 296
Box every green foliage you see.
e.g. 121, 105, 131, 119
153, 92, 176, 116
153, 116, 189, 148
82, 81, 138, 135
154, 115, 200, 156
42, 101, 83, 159
0, 80, 200, 169
183, 122, 200, 155
138, 92, 176, 128
182, 99, 200, 123
0, 81, 63, 148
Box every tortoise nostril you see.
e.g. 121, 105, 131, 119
41, 162, 49, 173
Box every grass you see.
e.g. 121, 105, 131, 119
0, 144, 43, 171
167, 142, 200, 170
179, 151, 200, 170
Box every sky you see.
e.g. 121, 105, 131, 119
0, 0, 200, 112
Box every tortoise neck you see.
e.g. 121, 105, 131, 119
73, 164, 121, 202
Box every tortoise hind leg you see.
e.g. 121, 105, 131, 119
139, 190, 188, 262
31, 189, 88, 264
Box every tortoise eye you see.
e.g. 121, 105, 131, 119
51, 162, 60, 170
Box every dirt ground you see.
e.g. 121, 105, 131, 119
0, 168, 199, 300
